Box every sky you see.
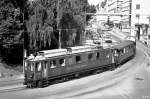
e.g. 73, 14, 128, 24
88, 0, 103, 5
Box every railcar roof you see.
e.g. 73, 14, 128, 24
27, 45, 106, 62
113, 40, 134, 50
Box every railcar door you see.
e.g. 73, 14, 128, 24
35, 62, 42, 80
114, 49, 119, 65
111, 50, 115, 64
25, 61, 35, 81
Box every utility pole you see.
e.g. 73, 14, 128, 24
57, 0, 61, 49
147, 15, 150, 46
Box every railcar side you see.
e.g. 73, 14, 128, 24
24, 48, 116, 87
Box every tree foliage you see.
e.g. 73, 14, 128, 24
26, 0, 59, 52
0, 0, 96, 55
58, 0, 96, 47
0, 0, 24, 44
0, 0, 25, 64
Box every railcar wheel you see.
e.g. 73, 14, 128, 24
75, 74, 79, 78
27, 83, 32, 88
38, 80, 43, 88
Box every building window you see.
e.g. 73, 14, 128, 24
136, 14, 140, 18
136, 4, 140, 10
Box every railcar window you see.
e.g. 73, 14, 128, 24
69, 57, 73, 65
60, 59, 66, 66
129, 45, 131, 49
37, 62, 42, 71
31, 63, 34, 71
106, 54, 110, 58
43, 62, 46, 69
45, 61, 48, 69
114, 50, 118, 56
50, 60, 56, 68
120, 50, 124, 55
88, 53, 93, 60
24, 61, 28, 70
123, 48, 126, 53
76, 56, 81, 63
96, 52, 100, 59
126, 49, 129, 53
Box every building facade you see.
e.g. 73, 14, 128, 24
121, 0, 131, 29
107, 0, 122, 13
106, 0, 150, 35
106, 0, 132, 31
131, 0, 150, 42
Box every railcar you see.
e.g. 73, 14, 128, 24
113, 40, 136, 65
23, 40, 136, 88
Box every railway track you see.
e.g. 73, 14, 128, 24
0, 78, 23, 86
0, 85, 26, 93
0, 78, 25, 93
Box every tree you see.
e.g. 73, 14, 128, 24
26, 0, 59, 53
0, 0, 25, 64
24, 0, 96, 53
58, 0, 96, 47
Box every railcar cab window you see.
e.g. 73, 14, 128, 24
43, 61, 46, 69
37, 62, 42, 71
60, 59, 66, 66
24, 61, 28, 71
50, 60, 56, 68
76, 55, 81, 63
30, 63, 34, 71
